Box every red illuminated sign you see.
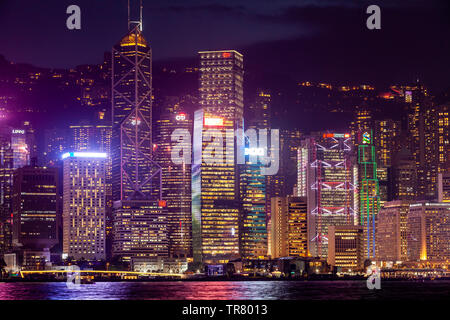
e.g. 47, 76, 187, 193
158, 200, 167, 207
222, 52, 231, 58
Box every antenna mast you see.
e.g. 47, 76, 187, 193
128, 0, 143, 31
127, 0, 130, 30
140, 0, 143, 31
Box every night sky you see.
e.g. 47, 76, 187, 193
0, 0, 449, 91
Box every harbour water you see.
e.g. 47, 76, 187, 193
0, 280, 449, 300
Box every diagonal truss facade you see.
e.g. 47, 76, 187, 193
112, 25, 162, 201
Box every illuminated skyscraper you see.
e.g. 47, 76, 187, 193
240, 90, 270, 259
191, 50, 244, 263
298, 133, 357, 259
406, 82, 437, 199
407, 202, 450, 261
70, 123, 113, 256
240, 162, 267, 259
356, 130, 380, 259
374, 119, 401, 168
192, 109, 240, 263
62, 152, 106, 260
375, 200, 410, 262
155, 110, 192, 258
111, 9, 160, 202
266, 128, 301, 255
111, 5, 166, 261
270, 196, 308, 258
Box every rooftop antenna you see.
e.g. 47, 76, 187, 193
127, 0, 130, 30
140, 0, 143, 31
128, 0, 143, 31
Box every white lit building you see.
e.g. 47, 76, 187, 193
62, 152, 106, 260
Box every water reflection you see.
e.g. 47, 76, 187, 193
0, 281, 448, 300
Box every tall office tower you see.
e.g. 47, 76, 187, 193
298, 133, 357, 259
192, 109, 240, 263
12, 166, 59, 250
375, 200, 410, 262
266, 128, 301, 254
62, 152, 106, 260
438, 171, 450, 202
327, 225, 364, 272
112, 200, 168, 261
239, 161, 267, 260
390, 147, 418, 200
0, 125, 13, 254
356, 130, 381, 259
192, 50, 244, 263
70, 123, 113, 256
407, 201, 450, 261
111, 7, 159, 202
406, 82, 437, 200
111, 4, 166, 261
270, 196, 308, 258
374, 119, 401, 168
154, 111, 192, 258
240, 90, 270, 259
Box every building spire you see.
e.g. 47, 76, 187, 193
128, 0, 143, 31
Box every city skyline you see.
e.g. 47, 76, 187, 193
0, 0, 449, 304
